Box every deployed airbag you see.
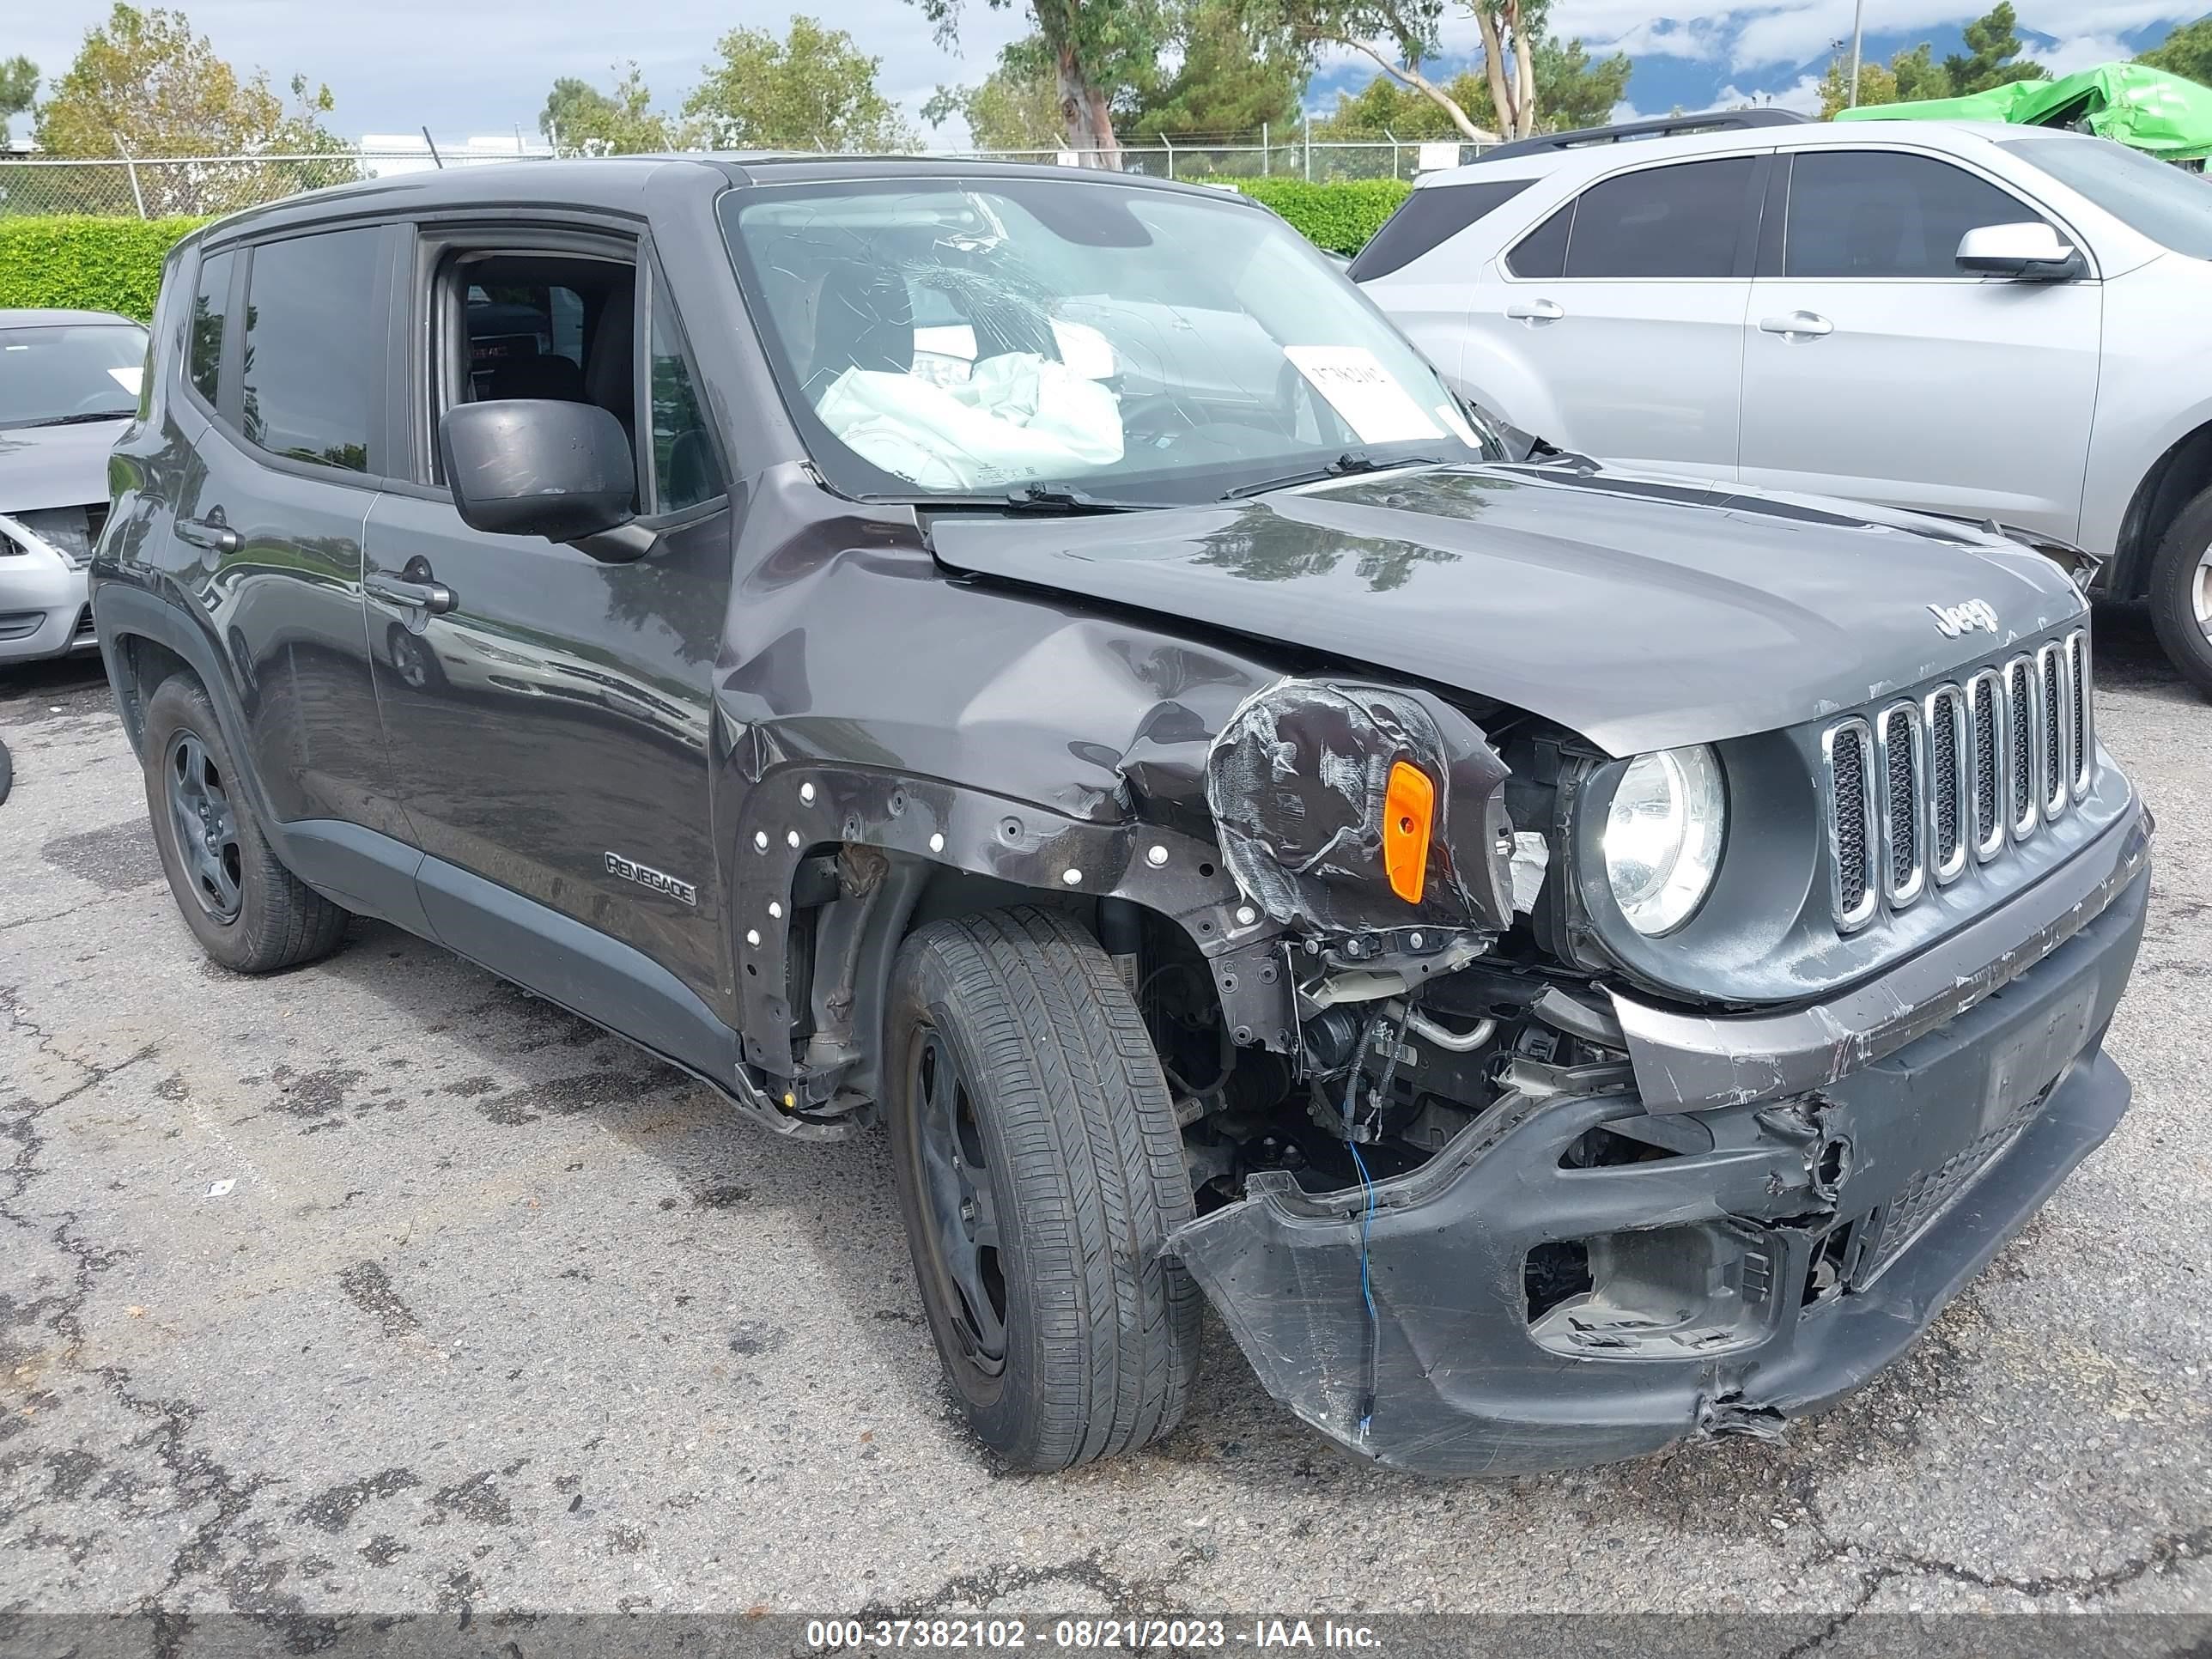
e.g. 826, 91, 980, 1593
815, 352, 1123, 490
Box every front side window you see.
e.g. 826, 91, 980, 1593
240, 228, 380, 473
650, 300, 722, 513
1564, 158, 1757, 279
187, 250, 231, 404
721, 179, 1484, 503
1785, 150, 2045, 278
0, 321, 149, 429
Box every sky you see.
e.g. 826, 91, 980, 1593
6, 1, 2204, 147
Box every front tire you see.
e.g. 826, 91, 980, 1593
142, 672, 351, 972
887, 907, 1200, 1471
2147, 485, 2212, 698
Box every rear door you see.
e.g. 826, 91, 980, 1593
1738, 146, 2101, 539
166, 224, 413, 843
1478, 154, 1766, 478
361, 225, 737, 1027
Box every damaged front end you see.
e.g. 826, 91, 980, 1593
1153, 672, 2152, 1476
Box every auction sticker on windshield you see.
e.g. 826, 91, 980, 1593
1281, 345, 1443, 446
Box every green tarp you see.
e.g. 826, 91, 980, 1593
1834, 63, 2212, 161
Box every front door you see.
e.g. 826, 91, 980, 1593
362, 231, 736, 1018
1738, 148, 2101, 542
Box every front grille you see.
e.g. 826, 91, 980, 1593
1823, 631, 2092, 932
1876, 702, 1923, 904
1825, 720, 1875, 929
14, 505, 99, 569
2007, 658, 2035, 832
1967, 669, 2004, 860
2068, 632, 2091, 795
1927, 684, 1966, 882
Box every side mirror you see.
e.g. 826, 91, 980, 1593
1955, 222, 2085, 281
438, 398, 637, 545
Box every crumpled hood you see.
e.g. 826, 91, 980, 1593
927, 464, 2088, 755
0, 418, 127, 514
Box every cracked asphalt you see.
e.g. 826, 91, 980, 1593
1, 608, 2207, 1644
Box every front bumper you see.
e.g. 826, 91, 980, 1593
0, 517, 94, 663
1167, 805, 2151, 1476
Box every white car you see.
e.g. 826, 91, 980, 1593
1354, 115, 2212, 695
1, 307, 148, 664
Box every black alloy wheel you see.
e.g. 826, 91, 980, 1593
165, 729, 244, 922
908, 1029, 1008, 1377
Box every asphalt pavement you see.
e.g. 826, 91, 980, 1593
1, 609, 2206, 1643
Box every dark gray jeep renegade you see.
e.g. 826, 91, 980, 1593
93, 156, 2151, 1476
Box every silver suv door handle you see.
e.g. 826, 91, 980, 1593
1506, 298, 1565, 323
1759, 311, 1834, 339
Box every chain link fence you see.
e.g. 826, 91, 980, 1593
0, 134, 1489, 220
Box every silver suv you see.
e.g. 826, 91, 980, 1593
1355, 118, 2212, 695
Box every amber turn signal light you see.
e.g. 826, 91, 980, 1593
1382, 760, 1435, 905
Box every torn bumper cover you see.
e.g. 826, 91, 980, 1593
1166, 809, 2150, 1477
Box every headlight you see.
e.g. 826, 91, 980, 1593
1602, 745, 1726, 936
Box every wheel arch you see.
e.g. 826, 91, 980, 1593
94, 583, 277, 826
2113, 418, 2212, 602
727, 762, 1290, 1116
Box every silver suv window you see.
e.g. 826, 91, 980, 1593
1509, 157, 1759, 281
1785, 150, 2046, 279
2001, 135, 2212, 261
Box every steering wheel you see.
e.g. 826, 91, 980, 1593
72, 386, 131, 416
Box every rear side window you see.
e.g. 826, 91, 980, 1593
1506, 202, 1572, 278
1785, 150, 2048, 278
187, 250, 231, 403
1347, 179, 1534, 281
240, 228, 380, 473
1563, 157, 1758, 279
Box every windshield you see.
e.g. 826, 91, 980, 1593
720, 178, 1485, 504
2002, 135, 2212, 261
0, 322, 148, 430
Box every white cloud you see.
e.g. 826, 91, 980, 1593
2034, 34, 2137, 76
15, 0, 1031, 146
11, 0, 2200, 149
1728, 1, 2199, 71
1712, 71, 1827, 112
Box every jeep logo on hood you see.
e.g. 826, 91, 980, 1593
1929, 599, 2001, 638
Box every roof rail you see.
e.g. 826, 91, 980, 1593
1475, 108, 1812, 163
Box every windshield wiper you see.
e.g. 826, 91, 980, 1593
1001, 482, 1149, 514
1219, 449, 1445, 501
19, 409, 137, 428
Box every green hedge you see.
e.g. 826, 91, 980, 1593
0, 216, 206, 321
0, 179, 1409, 326
1224, 178, 1413, 256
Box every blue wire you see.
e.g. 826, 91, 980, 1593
1346, 1136, 1380, 1438
1339, 1018, 1388, 1441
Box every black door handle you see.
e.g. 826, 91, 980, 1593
367, 560, 458, 615
177, 514, 240, 554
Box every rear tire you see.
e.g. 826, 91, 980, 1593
887, 906, 1200, 1471
142, 673, 350, 972
2146, 485, 2212, 699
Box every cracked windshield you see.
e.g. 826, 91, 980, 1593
723, 179, 1486, 504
